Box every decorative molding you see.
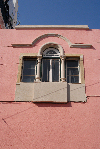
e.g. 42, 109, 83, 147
11, 44, 32, 47
15, 25, 89, 30
17, 53, 38, 83
16, 53, 85, 84
70, 44, 92, 48
32, 33, 72, 46
11, 33, 92, 49
12, 33, 72, 47
38, 42, 64, 56
65, 54, 85, 84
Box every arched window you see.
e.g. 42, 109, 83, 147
43, 47, 60, 57
42, 47, 60, 82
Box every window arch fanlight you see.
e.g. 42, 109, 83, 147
43, 47, 60, 57
38, 42, 64, 56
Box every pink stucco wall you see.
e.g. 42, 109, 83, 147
0, 98, 100, 149
0, 28, 100, 148
0, 29, 100, 101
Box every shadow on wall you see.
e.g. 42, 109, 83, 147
67, 83, 70, 102
34, 102, 72, 107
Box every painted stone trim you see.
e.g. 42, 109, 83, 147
32, 34, 72, 47
70, 44, 92, 48
38, 42, 64, 56
37, 42, 66, 82
17, 53, 85, 84
15, 82, 86, 102
33, 82, 67, 103
12, 33, 72, 47
12, 44, 32, 47
17, 53, 38, 83
11, 33, 92, 48
65, 54, 85, 84
80, 55, 85, 84
15, 25, 89, 29
15, 82, 34, 101
67, 83, 86, 102
15, 53, 85, 102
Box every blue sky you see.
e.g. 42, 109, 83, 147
18, 0, 100, 29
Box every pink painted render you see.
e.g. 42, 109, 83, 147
0, 28, 100, 148
0, 98, 100, 149
0, 29, 100, 101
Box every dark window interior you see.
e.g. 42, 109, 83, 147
67, 60, 79, 83
21, 59, 36, 82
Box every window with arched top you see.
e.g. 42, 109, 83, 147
42, 47, 60, 82
43, 47, 60, 57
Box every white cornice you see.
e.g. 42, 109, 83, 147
15, 25, 89, 30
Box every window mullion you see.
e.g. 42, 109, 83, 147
21, 58, 24, 81
59, 59, 60, 82
47, 60, 48, 82
50, 59, 52, 82
78, 60, 81, 83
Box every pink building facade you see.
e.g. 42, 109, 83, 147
0, 25, 100, 148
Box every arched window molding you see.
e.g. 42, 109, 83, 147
12, 33, 92, 49
38, 42, 64, 56
36, 43, 66, 82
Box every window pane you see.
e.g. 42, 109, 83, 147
66, 60, 79, 83
67, 76, 79, 83
23, 69, 35, 75
46, 49, 57, 54
24, 60, 36, 69
22, 59, 36, 82
52, 60, 59, 82
67, 60, 78, 67
43, 48, 60, 57
42, 59, 50, 82
22, 76, 35, 82
42, 59, 59, 82
67, 68, 79, 75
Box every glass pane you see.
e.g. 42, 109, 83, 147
42, 59, 50, 82
67, 60, 78, 67
24, 60, 36, 69
43, 48, 60, 57
67, 68, 79, 75
22, 76, 35, 82
23, 69, 35, 75
46, 50, 57, 54
67, 76, 79, 83
22, 59, 36, 82
52, 60, 59, 82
